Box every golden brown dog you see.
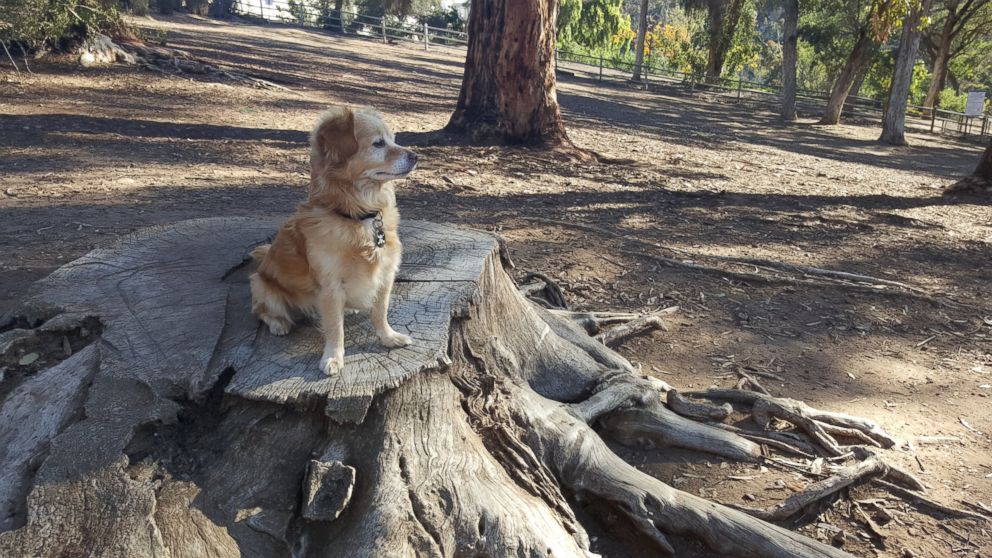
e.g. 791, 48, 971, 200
249, 106, 416, 374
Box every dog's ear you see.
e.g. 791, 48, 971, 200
312, 107, 359, 169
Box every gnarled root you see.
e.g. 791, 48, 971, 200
510, 386, 853, 558
599, 400, 764, 463
686, 389, 898, 456
734, 458, 889, 522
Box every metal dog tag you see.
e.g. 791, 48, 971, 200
372, 216, 385, 248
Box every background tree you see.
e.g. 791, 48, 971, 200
781, 0, 799, 119
446, 0, 571, 146
922, 0, 992, 113
558, 0, 626, 48
632, 0, 651, 79
945, 141, 992, 194
879, 0, 934, 145
815, 0, 897, 124
700, 0, 749, 78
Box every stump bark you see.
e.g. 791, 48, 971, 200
0, 218, 858, 557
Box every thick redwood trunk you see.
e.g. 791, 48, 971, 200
880, 0, 934, 145
631, 0, 649, 81
446, 0, 569, 145
820, 31, 873, 124
780, 0, 799, 121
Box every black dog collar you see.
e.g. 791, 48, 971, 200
334, 209, 385, 248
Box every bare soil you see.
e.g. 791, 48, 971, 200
2, 14, 991, 558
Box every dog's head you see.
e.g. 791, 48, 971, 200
310, 106, 417, 190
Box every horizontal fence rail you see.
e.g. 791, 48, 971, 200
230, 1, 989, 140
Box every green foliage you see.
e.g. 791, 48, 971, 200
557, 0, 625, 50
796, 40, 831, 91
937, 87, 967, 112
286, 0, 315, 24
948, 36, 992, 96
722, 0, 760, 77
0, 0, 128, 48
419, 6, 464, 31
558, 0, 582, 44
646, 6, 708, 74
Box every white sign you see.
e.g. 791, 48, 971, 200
965, 91, 986, 117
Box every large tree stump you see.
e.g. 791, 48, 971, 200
0, 218, 857, 557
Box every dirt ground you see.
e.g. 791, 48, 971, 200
2, 14, 991, 558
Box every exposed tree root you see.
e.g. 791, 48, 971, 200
518, 271, 569, 309
872, 479, 991, 522
944, 174, 991, 197
734, 458, 888, 522
80, 33, 290, 89
666, 388, 732, 421
599, 400, 765, 463
509, 387, 852, 557
548, 310, 645, 335
686, 389, 898, 455
594, 313, 668, 347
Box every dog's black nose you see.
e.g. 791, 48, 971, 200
406, 152, 418, 165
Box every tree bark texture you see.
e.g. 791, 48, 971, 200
632, 0, 650, 81
923, 12, 956, 112
705, 0, 746, 79
820, 31, 875, 124
781, 0, 799, 121
445, 0, 570, 145
880, 0, 935, 145
0, 217, 864, 558
945, 142, 992, 195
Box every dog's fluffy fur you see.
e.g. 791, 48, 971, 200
249, 106, 417, 374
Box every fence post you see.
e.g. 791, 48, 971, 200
424, 22, 429, 51
381, 17, 387, 43
259, 0, 263, 20
930, 108, 936, 134
554, 50, 558, 72
737, 78, 742, 102
598, 55, 603, 81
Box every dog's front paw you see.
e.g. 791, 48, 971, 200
262, 316, 292, 336
319, 351, 344, 375
379, 329, 412, 349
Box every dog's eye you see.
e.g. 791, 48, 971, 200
372, 139, 386, 148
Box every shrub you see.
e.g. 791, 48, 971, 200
0, 0, 130, 51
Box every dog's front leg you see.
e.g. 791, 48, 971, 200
318, 286, 346, 375
371, 270, 412, 349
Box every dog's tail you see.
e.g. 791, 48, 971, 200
250, 244, 271, 262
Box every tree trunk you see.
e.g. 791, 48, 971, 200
849, 63, 869, 97
0, 217, 887, 558
880, 0, 934, 145
923, 14, 955, 114
327, 0, 346, 31
946, 142, 992, 194
820, 31, 874, 124
705, 0, 746, 79
780, 0, 799, 121
445, 0, 569, 145
632, 0, 650, 81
